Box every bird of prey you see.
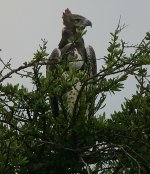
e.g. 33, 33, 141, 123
47, 8, 97, 118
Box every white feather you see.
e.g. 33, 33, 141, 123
69, 49, 84, 71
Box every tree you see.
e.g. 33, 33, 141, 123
0, 25, 150, 174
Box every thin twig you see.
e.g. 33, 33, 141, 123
80, 156, 91, 174
119, 145, 141, 174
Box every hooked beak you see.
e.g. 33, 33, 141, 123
83, 19, 92, 27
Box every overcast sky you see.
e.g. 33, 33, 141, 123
0, 0, 150, 116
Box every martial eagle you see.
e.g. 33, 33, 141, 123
47, 9, 97, 118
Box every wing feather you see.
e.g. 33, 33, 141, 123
46, 48, 61, 117
86, 45, 97, 118
86, 45, 97, 76
46, 48, 61, 73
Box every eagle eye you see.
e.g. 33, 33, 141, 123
73, 19, 81, 23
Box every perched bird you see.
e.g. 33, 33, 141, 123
47, 8, 97, 118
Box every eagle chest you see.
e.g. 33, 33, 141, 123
62, 46, 86, 114
69, 48, 84, 71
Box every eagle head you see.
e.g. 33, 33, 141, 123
62, 8, 92, 30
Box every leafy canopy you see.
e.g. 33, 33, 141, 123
0, 25, 150, 173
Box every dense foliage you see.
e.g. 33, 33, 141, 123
0, 25, 150, 173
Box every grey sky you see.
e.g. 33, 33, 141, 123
0, 0, 150, 116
